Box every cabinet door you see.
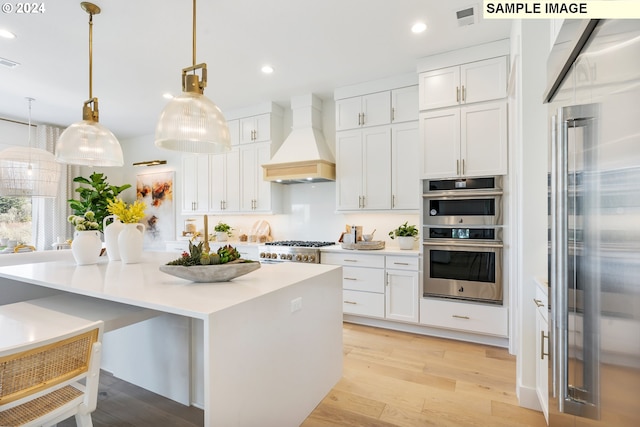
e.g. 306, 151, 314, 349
391, 122, 419, 210
224, 150, 240, 212
182, 155, 209, 213
253, 113, 271, 142
335, 97, 362, 131
362, 126, 391, 210
461, 101, 507, 177
361, 91, 390, 128
209, 153, 226, 213
239, 117, 258, 144
385, 270, 419, 323
419, 66, 460, 110
254, 143, 272, 211
420, 108, 460, 179
460, 56, 507, 105
336, 130, 364, 210
391, 86, 419, 123
240, 147, 256, 211
536, 309, 549, 421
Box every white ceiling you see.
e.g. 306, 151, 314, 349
0, 0, 511, 140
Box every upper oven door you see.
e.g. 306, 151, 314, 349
423, 192, 503, 226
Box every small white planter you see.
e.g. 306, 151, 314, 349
397, 236, 415, 250
216, 232, 228, 242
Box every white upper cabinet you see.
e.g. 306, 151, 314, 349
336, 91, 390, 131
240, 142, 274, 212
336, 127, 392, 210
419, 56, 507, 110
209, 149, 240, 213
421, 101, 507, 179
391, 86, 419, 123
182, 155, 210, 213
391, 122, 420, 210
240, 113, 271, 144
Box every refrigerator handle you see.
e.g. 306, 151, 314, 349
554, 106, 600, 420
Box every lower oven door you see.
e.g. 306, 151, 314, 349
423, 241, 503, 304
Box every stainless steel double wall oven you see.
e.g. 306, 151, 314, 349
422, 177, 504, 304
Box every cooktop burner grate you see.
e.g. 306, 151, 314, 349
265, 241, 335, 247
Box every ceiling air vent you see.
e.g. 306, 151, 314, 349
456, 5, 478, 26
0, 57, 20, 68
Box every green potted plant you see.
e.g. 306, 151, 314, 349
214, 222, 232, 242
68, 172, 131, 232
388, 221, 419, 250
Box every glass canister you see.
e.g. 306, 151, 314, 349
184, 218, 197, 236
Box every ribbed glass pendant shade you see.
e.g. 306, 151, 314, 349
155, 92, 231, 154
0, 147, 61, 197
55, 119, 124, 166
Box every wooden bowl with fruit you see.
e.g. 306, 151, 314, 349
159, 242, 260, 283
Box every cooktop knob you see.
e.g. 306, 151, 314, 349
280, 254, 287, 260
286, 254, 293, 260
259, 252, 266, 258
302, 255, 309, 262
295, 254, 302, 261
308, 254, 316, 262
270, 253, 278, 259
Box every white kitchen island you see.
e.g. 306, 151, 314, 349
0, 252, 343, 427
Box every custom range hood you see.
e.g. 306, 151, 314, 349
262, 94, 335, 183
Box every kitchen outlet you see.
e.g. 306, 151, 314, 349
290, 297, 302, 313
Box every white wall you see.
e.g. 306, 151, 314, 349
0, 118, 31, 149
512, 19, 551, 410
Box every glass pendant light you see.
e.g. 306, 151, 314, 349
155, 0, 230, 153
55, 2, 123, 167
0, 98, 61, 198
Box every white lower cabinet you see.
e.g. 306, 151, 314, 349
385, 255, 419, 323
419, 298, 508, 337
322, 252, 385, 319
322, 252, 419, 322
534, 280, 549, 422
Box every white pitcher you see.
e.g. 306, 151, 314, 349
118, 223, 146, 264
103, 215, 124, 261
72, 230, 102, 265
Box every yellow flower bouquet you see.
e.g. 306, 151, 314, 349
107, 198, 146, 223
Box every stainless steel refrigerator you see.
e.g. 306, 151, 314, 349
546, 19, 640, 426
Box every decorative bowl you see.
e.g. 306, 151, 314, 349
159, 260, 261, 283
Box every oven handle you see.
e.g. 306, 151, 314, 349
422, 240, 504, 249
422, 190, 503, 199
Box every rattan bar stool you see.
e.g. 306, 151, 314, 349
0, 320, 103, 427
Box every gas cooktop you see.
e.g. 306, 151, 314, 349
265, 241, 336, 248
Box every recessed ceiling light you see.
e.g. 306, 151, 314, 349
261, 65, 274, 74
411, 22, 427, 34
162, 92, 174, 99
0, 29, 17, 39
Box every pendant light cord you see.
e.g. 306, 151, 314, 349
192, 0, 196, 68
88, 11, 93, 99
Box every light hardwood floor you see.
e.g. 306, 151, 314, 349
61, 323, 547, 426
302, 323, 547, 427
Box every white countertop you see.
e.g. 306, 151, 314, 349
320, 244, 420, 256
0, 251, 340, 320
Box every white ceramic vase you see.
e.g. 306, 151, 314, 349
118, 223, 146, 264
72, 230, 102, 265
397, 236, 415, 250
103, 215, 124, 261
216, 231, 228, 242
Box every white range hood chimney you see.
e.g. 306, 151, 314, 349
262, 94, 335, 183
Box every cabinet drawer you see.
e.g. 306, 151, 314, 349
342, 267, 384, 293
420, 298, 508, 337
385, 255, 419, 271
322, 252, 384, 268
343, 290, 384, 318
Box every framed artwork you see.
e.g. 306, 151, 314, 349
136, 171, 175, 249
